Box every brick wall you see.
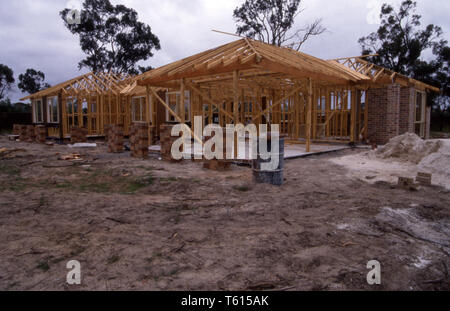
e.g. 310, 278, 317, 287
367, 87, 388, 145
367, 84, 432, 145
368, 84, 405, 145
386, 84, 400, 139
426, 106, 431, 139
399, 87, 414, 134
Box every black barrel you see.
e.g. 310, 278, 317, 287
252, 134, 285, 186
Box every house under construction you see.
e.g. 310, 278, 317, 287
22, 38, 440, 149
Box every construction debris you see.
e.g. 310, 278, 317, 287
58, 154, 83, 161
397, 177, 418, 191
68, 143, 97, 148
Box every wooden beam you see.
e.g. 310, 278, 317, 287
149, 87, 203, 145
306, 78, 312, 153
185, 82, 235, 121
180, 79, 185, 123
350, 88, 357, 142
251, 85, 303, 122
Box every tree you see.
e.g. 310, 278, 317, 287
18, 69, 51, 94
60, 0, 161, 74
233, 0, 326, 51
358, 0, 449, 109
137, 65, 153, 74
0, 64, 15, 100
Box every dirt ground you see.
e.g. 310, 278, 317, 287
0, 135, 449, 291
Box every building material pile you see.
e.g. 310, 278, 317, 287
13, 124, 22, 136
26, 125, 36, 142
17, 125, 28, 141
160, 124, 181, 162
34, 125, 47, 143
203, 129, 231, 171
70, 127, 88, 144
108, 125, 124, 153
331, 133, 450, 190
374, 133, 441, 164
129, 123, 149, 158
104, 125, 112, 143
416, 172, 432, 186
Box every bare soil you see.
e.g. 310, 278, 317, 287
0, 135, 449, 291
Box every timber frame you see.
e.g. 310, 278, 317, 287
21, 38, 439, 149
136, 38, 439, 151
22, 72, 137, 139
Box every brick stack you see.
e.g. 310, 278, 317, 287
203, 128, 231, 171
160, 124, 182, 162
104, 125, 112, 143
397, 177, 417, 191
34, 125, 47, 143
13, 124, 22, 135
130, 123, 149, 158
70, 126, 88, 144
18, 125, 28, 141
108, 124, 124, 153
416, 172, 432, 186
26, 125, 36, 142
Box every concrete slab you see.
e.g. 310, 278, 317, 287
149, 141, 350, 160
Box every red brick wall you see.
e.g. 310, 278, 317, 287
399, 87, 414, 134
367, 85, 429, 144
426, 106, 431, 139
386, 84, 400, 139
367, 87, 387, 144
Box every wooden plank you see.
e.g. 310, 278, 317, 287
306, 79, 312, 152
186, 82, 235, 121
251, 85, 303, 122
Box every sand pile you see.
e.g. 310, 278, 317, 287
330, 133, 450, 189
374, 133, 442, 164
418, 139, 450, 177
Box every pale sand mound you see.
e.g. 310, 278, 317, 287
418, 139, 450, 177
330, 133, 450, 190
375, 133, 442, 164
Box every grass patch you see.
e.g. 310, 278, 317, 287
121, 176, 154, 194
0, 163, 21, 176
233, 185, 251, 192
36, 261, 50, 272
79, 182, 112, 193
107, 255, 120, 265
160, 177, 178, 183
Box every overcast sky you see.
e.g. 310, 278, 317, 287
1, 0, 449, 102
